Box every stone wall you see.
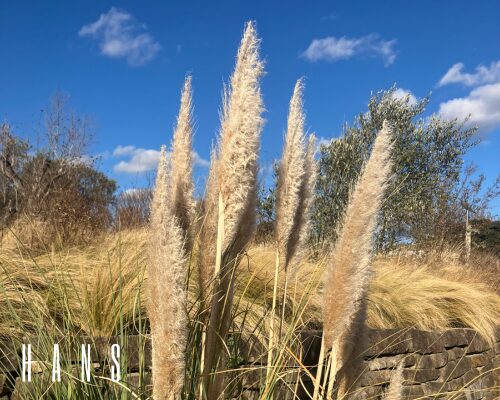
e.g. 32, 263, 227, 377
0, 328, 498, 399
294, 328, 499, 400
364, 328, 499, 399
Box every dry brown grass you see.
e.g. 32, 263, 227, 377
390, 244, 500, 294
368, 252, 500, 343
1, 228, 498, 343
1, 224, 498, 399
0, 229, 148, 338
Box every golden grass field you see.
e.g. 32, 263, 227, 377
2, 228, 498, 344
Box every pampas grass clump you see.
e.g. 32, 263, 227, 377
2, 20, 498, 400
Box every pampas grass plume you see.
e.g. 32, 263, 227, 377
171, 75, 195, 253
147, 146, 188, 400
276, 78, 307, 269
217, 20, 264, 253
288, 133, 317, 274
322, 121, 393, 395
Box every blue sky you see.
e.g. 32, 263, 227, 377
1, 0, 499, 213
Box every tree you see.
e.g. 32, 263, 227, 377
255, 162, 279, 243
473, 219, 500, 255
313, 87, 481, 250
0, 93, 116, 245
115, 188, 152, 229
0, 124, 30, 227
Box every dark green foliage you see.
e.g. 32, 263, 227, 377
255, 162, 278, 243
474, 219, 500, 255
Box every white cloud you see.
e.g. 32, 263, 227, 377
438, 61, 500, 87
391, 88, 417, 106
114, 147, 161, 173
113, 145, 136, 156
79, 7, 160, 66
438, 82, 500, 132
121, 187, 150, 196
301, 34, 397, 66
112, 145, 209, 174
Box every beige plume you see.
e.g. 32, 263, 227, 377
322, 121, 393, 396
276, 78, 307, 270
202, 21, 265, 400
171, 75, 195, 254
383, 363, 404, 400
147, 146, 188, 400
198, 147, 218, 300
217, 20, 264, 254
287, 133, 317, 275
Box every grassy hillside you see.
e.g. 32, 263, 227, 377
2, 228, 498, 343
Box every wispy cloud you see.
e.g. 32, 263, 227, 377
438, 61, 500, 87
301, 34, 397, 66
438, 82, 500, 133
112, 145, 209, 173
193, 151, 210, 168
391, 88, 417, 106
79, 7, 161, 66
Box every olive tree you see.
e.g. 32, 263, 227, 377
313, 87, 479, 250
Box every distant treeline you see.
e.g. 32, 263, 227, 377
1, 88, 498, 251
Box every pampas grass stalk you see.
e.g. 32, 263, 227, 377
196, 149, 217, 399
147, 146, 188, 400
266, 79, 306, 389
202, 21, 265, 399
290, 133, 317, 275
317, 121, 394, 399
171, 75, 196, 254
198, 148, 219, 301
284, 132, 317, 323
276, 78, 307, 270
217, 21, 264, 254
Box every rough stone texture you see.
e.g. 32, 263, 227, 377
273, 328, 498, 399
349, 328, 499, 400
0, 329, 498, 399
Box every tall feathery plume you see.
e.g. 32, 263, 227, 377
287, 133, 317, 275
276, 78, 307, 270
196, 148, 218, 400
202, 21, 265, 399
171, 75, 196, 254
147, 146, 188, 400
265, 79, 307, 392
317, 121, 393, 399
217, 20, 264, 254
